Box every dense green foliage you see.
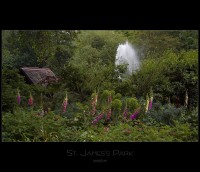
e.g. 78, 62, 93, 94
132, 50, 198, 107
2, 107, 197, 142
2, 30, 198, 142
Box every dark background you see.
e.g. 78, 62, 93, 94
0, 142, 199, 169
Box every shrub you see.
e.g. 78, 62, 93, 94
126, 97, 140, 112
142, 103, 183, 125
2, 68, 28, 112
133, 50, 198, 108
2, 108, 81, 142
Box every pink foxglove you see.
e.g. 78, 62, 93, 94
130, 108, 140, 120
92, 112, 104, 124
62, 93, 68, 113
28, 93, 33, 106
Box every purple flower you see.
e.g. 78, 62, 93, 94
92, 119, 98, 125
148, 97, 153, 110
62, 100, 68, 113
28, 93, 33, 106
148, 101, 152, 110
92, 113, 104, 124
130, 110, 139, 120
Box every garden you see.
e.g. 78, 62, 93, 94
2, 30, 198, 142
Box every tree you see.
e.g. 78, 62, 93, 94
3, 30, 78, 73
63, 30, 127, 98
132, 49, 198, 107
117, 30, 198, 59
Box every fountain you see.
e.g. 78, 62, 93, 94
115, 41, 140, 75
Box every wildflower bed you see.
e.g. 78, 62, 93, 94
2, 87, 198, 142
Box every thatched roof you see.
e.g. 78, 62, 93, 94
20, 67, 59, 86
